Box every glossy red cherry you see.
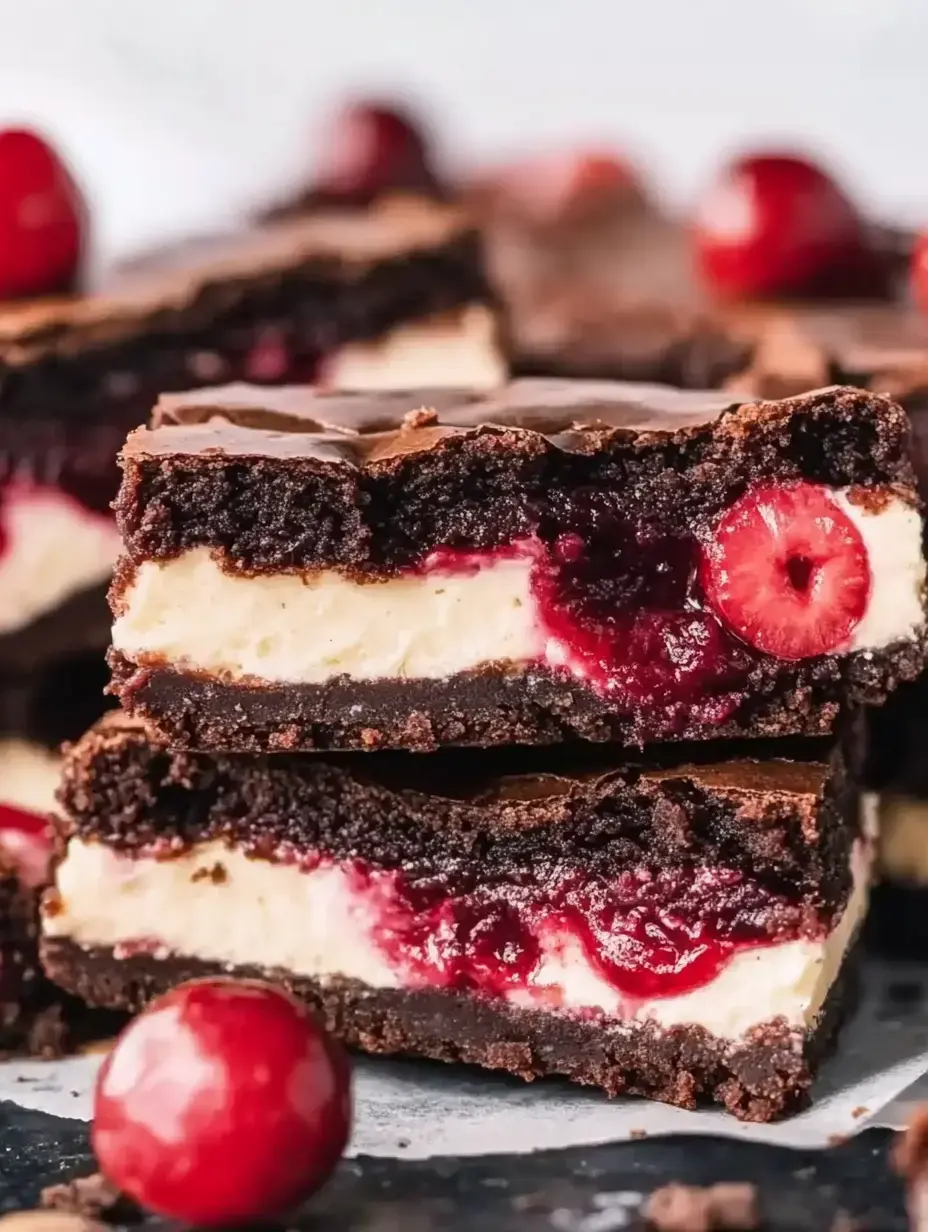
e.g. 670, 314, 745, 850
694, 153, 869, 299
0, 803, 52, 888
700, 482, 871, 660
0, 129, 85, 299
92, 978, 351, 1226
315, 100, 436, 198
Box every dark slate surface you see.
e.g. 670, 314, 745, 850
0, 1101, 908, 1230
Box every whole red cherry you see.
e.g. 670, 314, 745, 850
694, 152, 870, 299
93, 978, 351, 1226
0, 129, 86, 299
315, 100, 437, 199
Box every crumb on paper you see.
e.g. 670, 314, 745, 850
629, 1128, 648, 1140
852, 1106, 869, 1119
642, 1182, 759, 1232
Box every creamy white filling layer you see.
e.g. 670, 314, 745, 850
46, 838, 868, 1037
834, 493, 925, 653
320, 306, 507, 393
0, 740, 61, 815
114, 550, 544, 682
0, 484, 120, 635
111, 491, 925, 686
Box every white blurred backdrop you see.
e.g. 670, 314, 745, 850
1, 0, 926, 258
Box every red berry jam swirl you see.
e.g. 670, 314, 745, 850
422, 481, 872, 721
343, 857, 812, 1007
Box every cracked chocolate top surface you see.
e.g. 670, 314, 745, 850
125, 378, 909, 471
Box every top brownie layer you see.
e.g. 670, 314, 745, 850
0, 201, 473, 365
116, 379, 915, 572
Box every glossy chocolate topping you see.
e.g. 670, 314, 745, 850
127, 378, 907, 473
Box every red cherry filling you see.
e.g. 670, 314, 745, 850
421, 481, 873, 719
334, 859, 808, 1006
532, 515, 747, 711
0, 129, 85, 299
700, 483, 871, 660
0, 803, 52, 889
92, 978, 351, 1226
694, 152, 869, 299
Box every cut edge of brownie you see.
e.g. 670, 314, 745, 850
38, 940, 859, 1123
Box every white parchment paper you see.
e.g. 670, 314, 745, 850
0, 956, 925, 1159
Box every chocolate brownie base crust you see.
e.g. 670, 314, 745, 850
116, 384, 916, 574
61, 712, 859, 899
40, 940, 855, 1122
107, 632, 924, 753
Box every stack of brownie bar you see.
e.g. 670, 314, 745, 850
37, 373, 928, 1122
0, 198, 504, 1055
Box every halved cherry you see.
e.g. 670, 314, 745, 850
700, 482, 871, 659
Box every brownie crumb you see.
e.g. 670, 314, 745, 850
402, 405, 439, 428
643, 1182, 759, 1232
191, 862, 227, 885
630, 1128, 649, 1139
40, 1174, 139, 1224
843, 485, 898, 514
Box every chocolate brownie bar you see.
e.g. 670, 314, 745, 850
108, 379, 926, 752
42, 712, 868, 1121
